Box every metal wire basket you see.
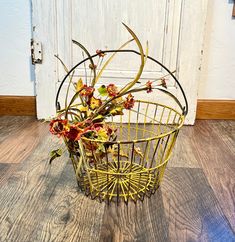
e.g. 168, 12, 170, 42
55, 49, 188, 204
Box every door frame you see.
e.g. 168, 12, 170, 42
32, 0, 208, 124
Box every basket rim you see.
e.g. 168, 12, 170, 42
56, 49, 188, 117
81, 100, 185, 145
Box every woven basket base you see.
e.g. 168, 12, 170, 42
78, 160, 160, 203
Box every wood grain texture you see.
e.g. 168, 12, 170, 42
0, 96, 36, 116
169, 126, 200, 168
0, 118, 234, 241
0, 117, 48, 163
162, 167, 235, 241
100, 189, 169, 242
196, 99, 235, 120
210, 120, 235, 154
0, 131, 104, 242
36, 163, 104, 242
0, 116, 35, 142
0, 163, 17, 186
190, 120, 235, 231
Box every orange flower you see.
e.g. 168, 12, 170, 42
65, 124, 91, 141
123, 93, 135, 109
107, 84, 118, 97
65, 126, 80, 141
49, 119, 69, 137
80, 85, 95, 97
96, 49, 105, 57
146, 81, 153, 93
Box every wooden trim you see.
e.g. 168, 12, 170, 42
233, 2, 235, 17
0, 97, 234, 119
196, 99, 235, 120
0, 96, 36, 116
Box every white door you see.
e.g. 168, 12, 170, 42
32, 0, 208, 124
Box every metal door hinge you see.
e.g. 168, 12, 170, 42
31, 39, 42, 64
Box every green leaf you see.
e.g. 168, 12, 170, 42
49, 148, 63, 164
98, 85, 108, 96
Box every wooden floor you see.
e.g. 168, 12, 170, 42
0, 116, 234, 242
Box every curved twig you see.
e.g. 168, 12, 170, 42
72, 40, 96, 86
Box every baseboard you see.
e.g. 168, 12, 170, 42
0, 96, 36, 116
233, 2, 235, 17
0, 96, 234, 119
196, 99, 235, 120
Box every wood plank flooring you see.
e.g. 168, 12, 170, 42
0, 117, 234, 242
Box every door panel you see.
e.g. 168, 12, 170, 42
32, 0, 208, 124
57, 0, 181, 83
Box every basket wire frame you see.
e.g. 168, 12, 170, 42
69, 101, 184, 204
56, 50, 187, 204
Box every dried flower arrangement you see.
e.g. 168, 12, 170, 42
49, 23, 187, 203
49, 24, 169, 163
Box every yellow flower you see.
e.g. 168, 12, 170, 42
78, 105, 88, 112
110, 106, 124, 116
76, 78, 84, 92
89, 96, 102, 110
97, 128, 108, 141
78, 105, 92, 116
111, 96, 123, 104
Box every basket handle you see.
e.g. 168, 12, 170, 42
55, 49, 188, 116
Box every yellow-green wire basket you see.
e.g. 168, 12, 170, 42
55, 49, 188, 204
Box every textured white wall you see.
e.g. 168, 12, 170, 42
199, 0, 235, 99
0, 1, 234, 99
0, 0, 35, 96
